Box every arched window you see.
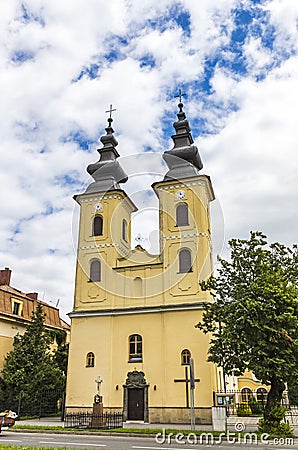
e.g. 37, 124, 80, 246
122, 219, 128, 242
129, 334, 143, 362
256, 388, 267, 404
93, 216, 103, 236
241, 387, 253, 403
90, 259, 101, 282
176, 203, 189, 226
181, 349, 191, 365
179, 249, 192, 273
86, 352, 95, 367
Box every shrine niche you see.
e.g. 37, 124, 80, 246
123, 370, 149, 422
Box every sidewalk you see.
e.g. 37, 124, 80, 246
16, 416, 254, 431
16, 417, 63, 427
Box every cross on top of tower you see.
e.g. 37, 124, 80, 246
174, 88, 186, 104
105, 104, 116, 118
105, 104, 116, 126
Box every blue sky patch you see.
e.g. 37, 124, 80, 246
55, 174, 81, 187
73, 63, 100, 82
61, 130, 94, 151
11, 50, 34, 64
20, 3, 45, 26
140, 54, 156, 69
174, 10, 191, 37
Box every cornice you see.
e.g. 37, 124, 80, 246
68, 302, 207, 318
74, 189, 138, 213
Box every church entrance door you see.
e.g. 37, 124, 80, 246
123, 370, 149, 422
128, 388, 144, 420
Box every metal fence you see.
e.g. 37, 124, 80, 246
285, 407, 298, 425
0, 390, 65, 420
215, 389, 297, 416
64, 412, 123, 429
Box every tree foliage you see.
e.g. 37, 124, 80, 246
0, 304, 66, 415
197, 232, 298, 428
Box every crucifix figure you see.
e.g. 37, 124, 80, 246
95, 376, 103, 395
174, 88, 186, 104
174, 366, 200, 408
105, 104, 116, 119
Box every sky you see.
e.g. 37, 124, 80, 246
0, 0, 297, 321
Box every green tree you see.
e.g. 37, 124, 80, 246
52, 342, 69, 376
197, 232, 298, 433
0, 304, 65, 415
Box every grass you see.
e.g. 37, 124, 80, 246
0, 447, 68, 450
12, 424, 224, 436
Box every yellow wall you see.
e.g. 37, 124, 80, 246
66, 310, 217, 410
66, 175, 217, 421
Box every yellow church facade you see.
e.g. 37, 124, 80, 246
66, 102, 218, 424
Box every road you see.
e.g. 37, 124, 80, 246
0, 431, 296, 449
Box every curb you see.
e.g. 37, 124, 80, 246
9, 428, 158, 438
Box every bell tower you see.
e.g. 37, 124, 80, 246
153, 99, 215, 302
73, 111, 137, 311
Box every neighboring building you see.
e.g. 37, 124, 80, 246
0, 267, 70, 372
66, 101, 218, 424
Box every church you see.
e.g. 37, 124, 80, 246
65, 99, 218, 424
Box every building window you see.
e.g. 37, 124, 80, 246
176, 203, 189, 226
122, 219, 128, 242
86, 352, 95, 367
256, 388, 267, 404
241, 387, 253, 403
11, 299, 23, 316
129, 334, 143, 362
93, 216, 103, 236
13, 302, 20, 315
179, 249, 192, 273
181, 349, 191, 365
90, 259, 101, 282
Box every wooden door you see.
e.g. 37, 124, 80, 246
128, 388, 144, 420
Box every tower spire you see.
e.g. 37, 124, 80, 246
162, 93, 203, 181
85, 105, 128, 194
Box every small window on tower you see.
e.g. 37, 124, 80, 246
178, 249, 192, 273
93, 216, 103, 236
129, 334, 143, 362
90, 259, 101, 282
122, 219, 128, 242
176, 203, 189, 227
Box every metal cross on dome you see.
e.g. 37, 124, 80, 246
174, 88, 186, 103
105, 104, 116, 119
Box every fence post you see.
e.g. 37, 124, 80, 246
60, 392, 66, 422
17, 392, 22, 418
38, 393, 42, 419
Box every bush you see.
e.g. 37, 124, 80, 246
248, 397, 264, 415
258, 403, 294, 438
236, 402, 252, 416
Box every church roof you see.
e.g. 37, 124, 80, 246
85, 112, 128, 194
163, 100, 203, 181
